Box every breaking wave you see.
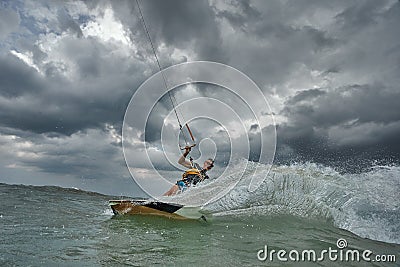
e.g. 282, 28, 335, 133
163, 160, 400, 244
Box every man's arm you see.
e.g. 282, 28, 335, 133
178, 146, 192, 168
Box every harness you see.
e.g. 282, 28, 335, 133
177, 163, 209, 191
181, 168, 203, 185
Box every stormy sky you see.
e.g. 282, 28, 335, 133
0, 0, 399, 196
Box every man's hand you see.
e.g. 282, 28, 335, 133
183, 146, 191, 157
178, 145, 194, 168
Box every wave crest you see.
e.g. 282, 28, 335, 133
168, 161, 400, 244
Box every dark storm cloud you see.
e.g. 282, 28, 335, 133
213, 0, 339, 90
277, 84, 400, 170
0, 31, 146, 135
285, 89, 326, 105
0, 54, 44, 97
132, 0, 226, 62
85, 0, 226, 65
334, 0, 387, 34
216, 0, 400, 171
0, 125, 126, 178
283, 85, 400, 126
143, 108, 166, 143
0, 61, 132, 136
1, 0, 400, 194
214, 0, 261, 31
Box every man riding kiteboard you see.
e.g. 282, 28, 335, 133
164, 146, 214, 196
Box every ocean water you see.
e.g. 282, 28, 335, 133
1, 163, 399, 266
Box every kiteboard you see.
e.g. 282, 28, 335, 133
109, 199, 210, 220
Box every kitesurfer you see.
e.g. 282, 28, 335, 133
163, 146, 214, 196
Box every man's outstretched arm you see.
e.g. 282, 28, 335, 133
178, 146, 192, 168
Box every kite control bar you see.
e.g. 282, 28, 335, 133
180, 144, 196, 150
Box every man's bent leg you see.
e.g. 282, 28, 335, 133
163, 184, 179, 196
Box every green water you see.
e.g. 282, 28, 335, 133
0, 183, 398, 266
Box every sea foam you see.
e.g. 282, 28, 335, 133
166, 160, 400, 244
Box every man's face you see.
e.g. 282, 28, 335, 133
203, 159, 214, 170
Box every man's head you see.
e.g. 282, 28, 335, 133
203, 158, 214, 170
